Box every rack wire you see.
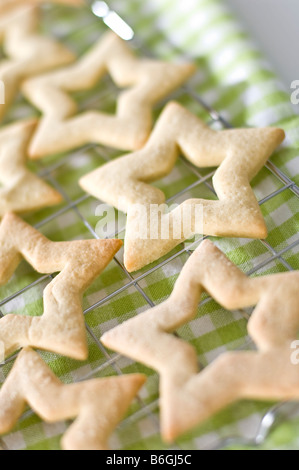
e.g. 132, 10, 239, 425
0, 0, 299, 450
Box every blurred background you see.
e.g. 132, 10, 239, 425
226, 0, 299, 91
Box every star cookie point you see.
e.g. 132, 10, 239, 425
0, 120, 63, 218
0, 3, 76, 122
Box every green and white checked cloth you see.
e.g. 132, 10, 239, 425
1, 0, 299, 450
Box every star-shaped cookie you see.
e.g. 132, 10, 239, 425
0, 3, 75, 122
0, 348, 145, 450
0, 120, 62, 216
0, 213, 122, 360
80, 101, 285, 272
102, 239, 299, 442
22, 31, 196, 158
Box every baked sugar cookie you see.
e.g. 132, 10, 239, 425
102, 240, 299, 441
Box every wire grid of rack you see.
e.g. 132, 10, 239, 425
0, 1, 299, 450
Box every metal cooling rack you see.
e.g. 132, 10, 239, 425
1, 0, 299, 451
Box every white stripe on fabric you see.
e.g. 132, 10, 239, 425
248, 104, 295, 127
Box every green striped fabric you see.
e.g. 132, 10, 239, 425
0, 0, 299, 450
